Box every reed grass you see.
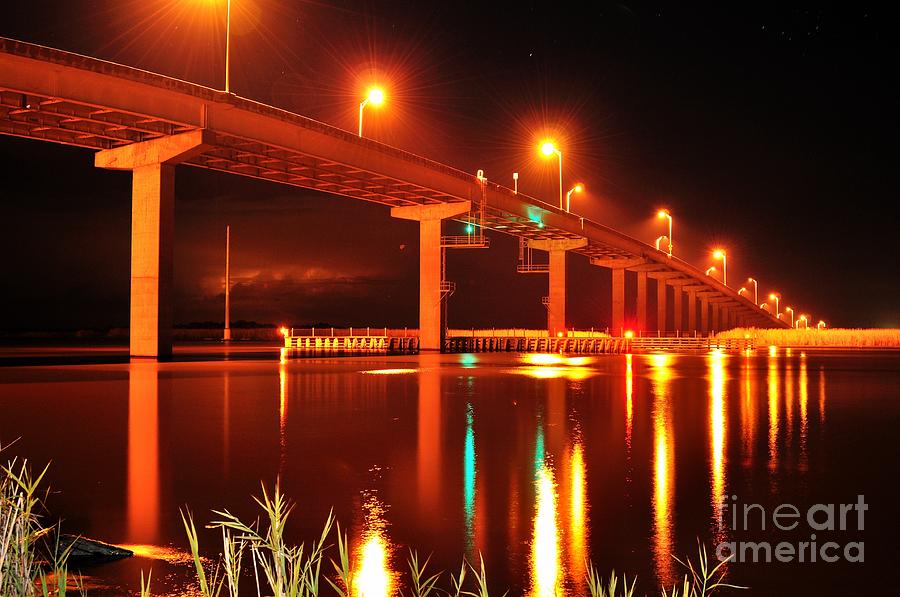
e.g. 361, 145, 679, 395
0, 446, 83, 597
4, 459, 746, 596
717, 327, 900, 348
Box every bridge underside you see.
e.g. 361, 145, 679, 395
0, 38, 787, 357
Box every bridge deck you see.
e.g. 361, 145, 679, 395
0, 37, 786, 329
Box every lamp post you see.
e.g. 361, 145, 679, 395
358, 87, 385, 137
224, 0, 232, 93
747, 277, 758, 305
769, 293, 781, 317
784, 306, 794, 328
540, 140, 563, 210
705, 266, 718, 278
513, 172, 519, 194
657, 210, 673, 256
224, 224, 231, 341
565, 183, 584, 212
655, 236, 666, 251
713, 249, 727, 286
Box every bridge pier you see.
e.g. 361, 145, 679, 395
711, 302, 720, 333
530, 238, 587, 336
636, 271, 648, 331
671, 283, 683, 332
96, 130, 212, 358
700, 296, 710, 333
391, 201, 471, 351
687, 290, 697, 333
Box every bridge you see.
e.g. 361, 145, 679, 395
0, 37, 788, 358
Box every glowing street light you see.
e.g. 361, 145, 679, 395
358, 86, 385, 137
539, 140, 563, 210
769, 293, 781, 316
797, 314, 808, 329
655, 236, 667, 251
566, 183, 584, 212
513, 172, 519, 194
747, 277, 758, 305
705, 266, 718, 278
817, 320, 827, 330
738, 287, 749, 299
657, 210, 673, 256
712, 249, 727, 286
784, 306, 794, 328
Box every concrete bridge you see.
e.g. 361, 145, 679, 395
0, 38, 788, 358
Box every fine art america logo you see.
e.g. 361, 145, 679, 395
716, 495, 866, 563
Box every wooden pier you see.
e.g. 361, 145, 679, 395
282, 328, 753, 356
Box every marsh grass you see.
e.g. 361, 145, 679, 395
717, 327, 900, 348
4, 458, 745, 597
1, 446, 84, 597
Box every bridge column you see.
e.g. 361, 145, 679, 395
530, 238, 587, 336
711, 302, 720, 333
671, 284, 683, 332
700, 297, 710, 334
392, 201, 471, 351
656, 278, 667, 332
96, 130, 213, 359
636, 271, 648, 332
687, 290, 697, 333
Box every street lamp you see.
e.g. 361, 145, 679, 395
566, 183, 584, 212
540, 140, 563, 210
513, 172, 519, 194
657, 210, 673, 256
712, 249, 727, 286
747, 277, 758, 305
798, 314, 808, 329
784, 306, 794, 328
655, 236, 667, 251
817, 320, 827, 330
705, 266, 717, 277
358, 86, 385, 137
225, 0, 232, 93
738, 287, 748, 299
769, 293, 781, 316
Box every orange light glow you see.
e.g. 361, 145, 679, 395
573, 183, 584, 193
279, 326, 289, 337
657, 209, 669, 219
713, 249, 725, 260
540, 140, 558, 157
624, 330, 634, 339
366, 86, 385, 106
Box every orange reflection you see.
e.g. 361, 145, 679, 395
649, 353, 675, 587
625, 354, 634, 485
708, 351, 727, 541
739, 351, 756, 463
279, 360, 287, 474
353, 493, 395, 597
568, 439, 588, 591
767, 348, 780, 477
818, 368, 826, 424
127, 361, 159, 544
799, 354, 809, 470
784, 355, 794, 446
530, 464, 562, 597
417, 360, 442, 520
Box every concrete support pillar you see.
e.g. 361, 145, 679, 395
688, 291, 697, 333
656, 278, 667, 332
392, 201, 471, 351
711, 302, 720, 333
612, 267, 625, 335
530, 238, 587, 336
672, 285, 683, 332
636, 271, 648, 331
700, 297, 709, 334
96, 130, 213, 359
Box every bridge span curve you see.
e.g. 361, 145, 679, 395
0, 37, 788, 356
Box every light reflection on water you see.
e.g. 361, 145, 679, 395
1, 347, 874, 596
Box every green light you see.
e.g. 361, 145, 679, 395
534, 414, 545, 477
538, 222, 545, 229
465, 223, 475, 234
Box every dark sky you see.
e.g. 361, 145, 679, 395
2, 1, 897, 330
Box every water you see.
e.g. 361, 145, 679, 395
1, 347, 897, 595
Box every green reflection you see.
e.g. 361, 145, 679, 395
464, 402, 476, 552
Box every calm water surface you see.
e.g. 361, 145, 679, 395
1, 348, 898, 595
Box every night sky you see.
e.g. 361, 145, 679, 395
1, 2, 896, 331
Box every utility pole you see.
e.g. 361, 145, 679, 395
224, 225, 231, 341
